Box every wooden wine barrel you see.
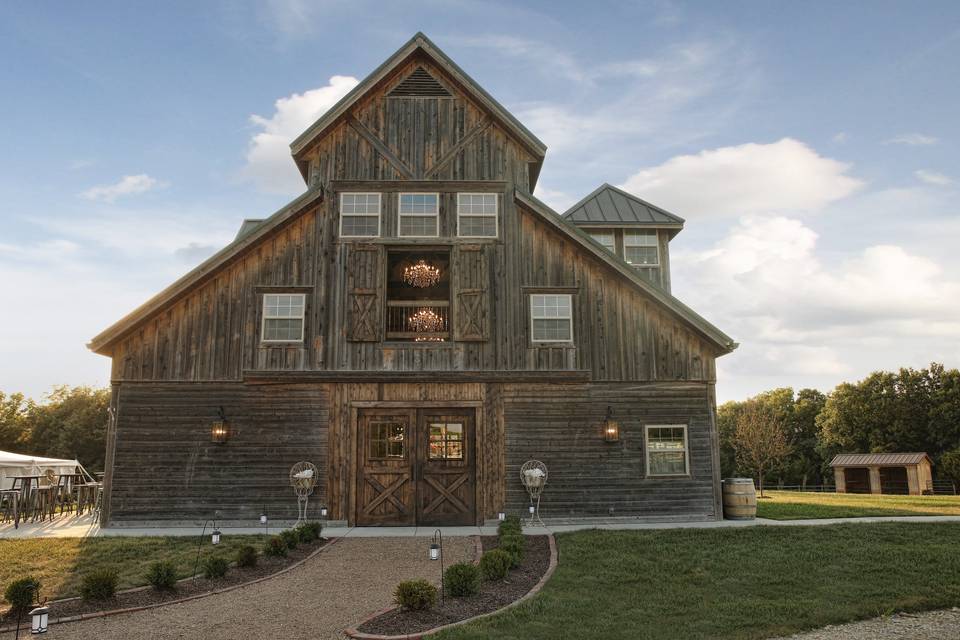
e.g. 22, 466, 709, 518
722, 478, 757, 520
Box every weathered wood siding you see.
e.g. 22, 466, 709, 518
502, 381, 719, 520
108, 382, 327, 523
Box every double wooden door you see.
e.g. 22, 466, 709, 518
356, 408, 475, 526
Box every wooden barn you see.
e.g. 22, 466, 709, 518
88, 33, 737, 527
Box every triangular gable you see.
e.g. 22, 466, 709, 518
289, 32, 547, 184
87, 188, 324, 355
388, 67, 452, 97
516, 189, 737, 354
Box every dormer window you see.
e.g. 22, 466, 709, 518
587, 230, 615, 253
340, 192, 381, 237
457, 193, 498, 238
398, 193, 439, 237
624, 230, 659, 267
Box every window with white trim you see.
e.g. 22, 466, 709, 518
261, 293, 305, 342
398, 193, 439, 237
587, 230, 615, 253
339, 192, 381, 237
645, 425, 689, 476
457, 193, 497, 237
624, 230, 659, 266
530, 293, 573, 342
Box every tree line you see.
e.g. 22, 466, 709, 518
719, 362, 960, 492
0, 386, 110, 472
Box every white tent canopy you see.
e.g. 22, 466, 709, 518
0, 450, 82, 490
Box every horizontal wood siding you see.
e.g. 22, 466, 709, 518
502, 382, 718, 519
108, 382, 328, 523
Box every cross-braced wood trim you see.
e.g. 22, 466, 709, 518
362, 474, 411, 515
421, 474, 470, 515
345, 114, 416, 180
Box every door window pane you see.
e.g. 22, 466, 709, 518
369, 422, 406, 459
428, 422, 465, 460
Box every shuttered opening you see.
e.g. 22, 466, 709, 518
388, 67, 452, 98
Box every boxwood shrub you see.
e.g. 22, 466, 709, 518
202, 556, 230, 579
394, 578, 437, 610
145, 561, 178, 591
479, 549, 512, 581
236, 545, 258, 568
265, 535, 288, 557
81, 568, 119, 601
3, 576, 40, 612
444, 562, 481, 597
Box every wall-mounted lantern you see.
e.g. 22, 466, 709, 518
603, 406, 620, 443
211, 406, 230, 444
498, 511, 506, 521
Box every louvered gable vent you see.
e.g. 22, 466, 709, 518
388, 67, 451, 97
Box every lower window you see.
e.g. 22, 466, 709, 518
645, 425, 688, 476
428, 422, 464, 460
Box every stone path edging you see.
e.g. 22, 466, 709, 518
0, 537, 340, 634
343, 534, 559, 640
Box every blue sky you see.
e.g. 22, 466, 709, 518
1, 1, 958, 402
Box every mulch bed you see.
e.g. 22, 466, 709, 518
356, 535, 550, 637
0, 537, 329, 628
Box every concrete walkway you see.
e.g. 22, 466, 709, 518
43, 536, 477, 640
3, 513, 960, 539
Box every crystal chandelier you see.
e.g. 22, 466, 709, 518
408, 308, 442, 333
403, 259, 441, 288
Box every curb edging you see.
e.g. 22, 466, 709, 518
344, 534, 558, 640
0, 537, 340, 633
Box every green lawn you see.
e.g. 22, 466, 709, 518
0, 535, 267, 603
757, 490, 960, 520
436, 523, 960, 640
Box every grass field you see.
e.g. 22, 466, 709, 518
0, 535, 267, 602
436, 523, 960, 640
757, 490, 960, 520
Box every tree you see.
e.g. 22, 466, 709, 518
26, 386, 111, 471
940, 448, 960, 490
0, 391, 31, 451
734, 400, 792, 497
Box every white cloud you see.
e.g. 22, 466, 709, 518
675, 215, 960, 397
915, 169, 954, 186
884, 133, 938, 146
242, 75, 359, 194
620, 138, 863, 218
80, 174, 163, 202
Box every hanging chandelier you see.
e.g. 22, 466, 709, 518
408, 308, 442, 333
403, 259, 441, 288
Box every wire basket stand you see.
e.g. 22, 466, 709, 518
520, 460, 548, 526
289, 461, 319, 524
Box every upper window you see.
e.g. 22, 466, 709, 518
261, 293, 305, 342
457, 193, 498, 238
530, 294, 573, 342
340, 192, 381, 237
588, 230, 615, 253
428, 422, 464, 460
645, 425, 689, 476
624, 230, 659, 267
368, 421, 406, 459
399, 193, 439, 237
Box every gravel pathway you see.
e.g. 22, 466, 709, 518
773, 608, 960, 639
44, 536, 476, 640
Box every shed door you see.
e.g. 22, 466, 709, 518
356, 410, 416, 526
418, 411, 476, 526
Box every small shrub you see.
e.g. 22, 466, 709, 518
202, 556, 230, 579
264, 535, 288, 557
394, 578, 437, 611
444, 562, 481, 597
81, 569, 119, 601
236, 545, 258, 568
498, 515, 522, 537
479, 549, 512, 581
279, 528, 300, 550
3, 576, 40, 611
499, 534, 525, 568
296, 521, 321, 544
145, 561, 177, 591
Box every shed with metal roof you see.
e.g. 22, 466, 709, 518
830, 452, 933, 495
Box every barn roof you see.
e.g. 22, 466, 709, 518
515, 189, 736, 354
830, 453, 932, 467
289, 32, 547, 187
562, 184, 685, 237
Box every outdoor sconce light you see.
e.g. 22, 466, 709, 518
320, 505, 328, 518
211, 527, 221, 545
603, 406, 620, 443
211, 406, 230, 444
30, 604, 49, 634
498, 511, 506, 521
260, 513, 268, 525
